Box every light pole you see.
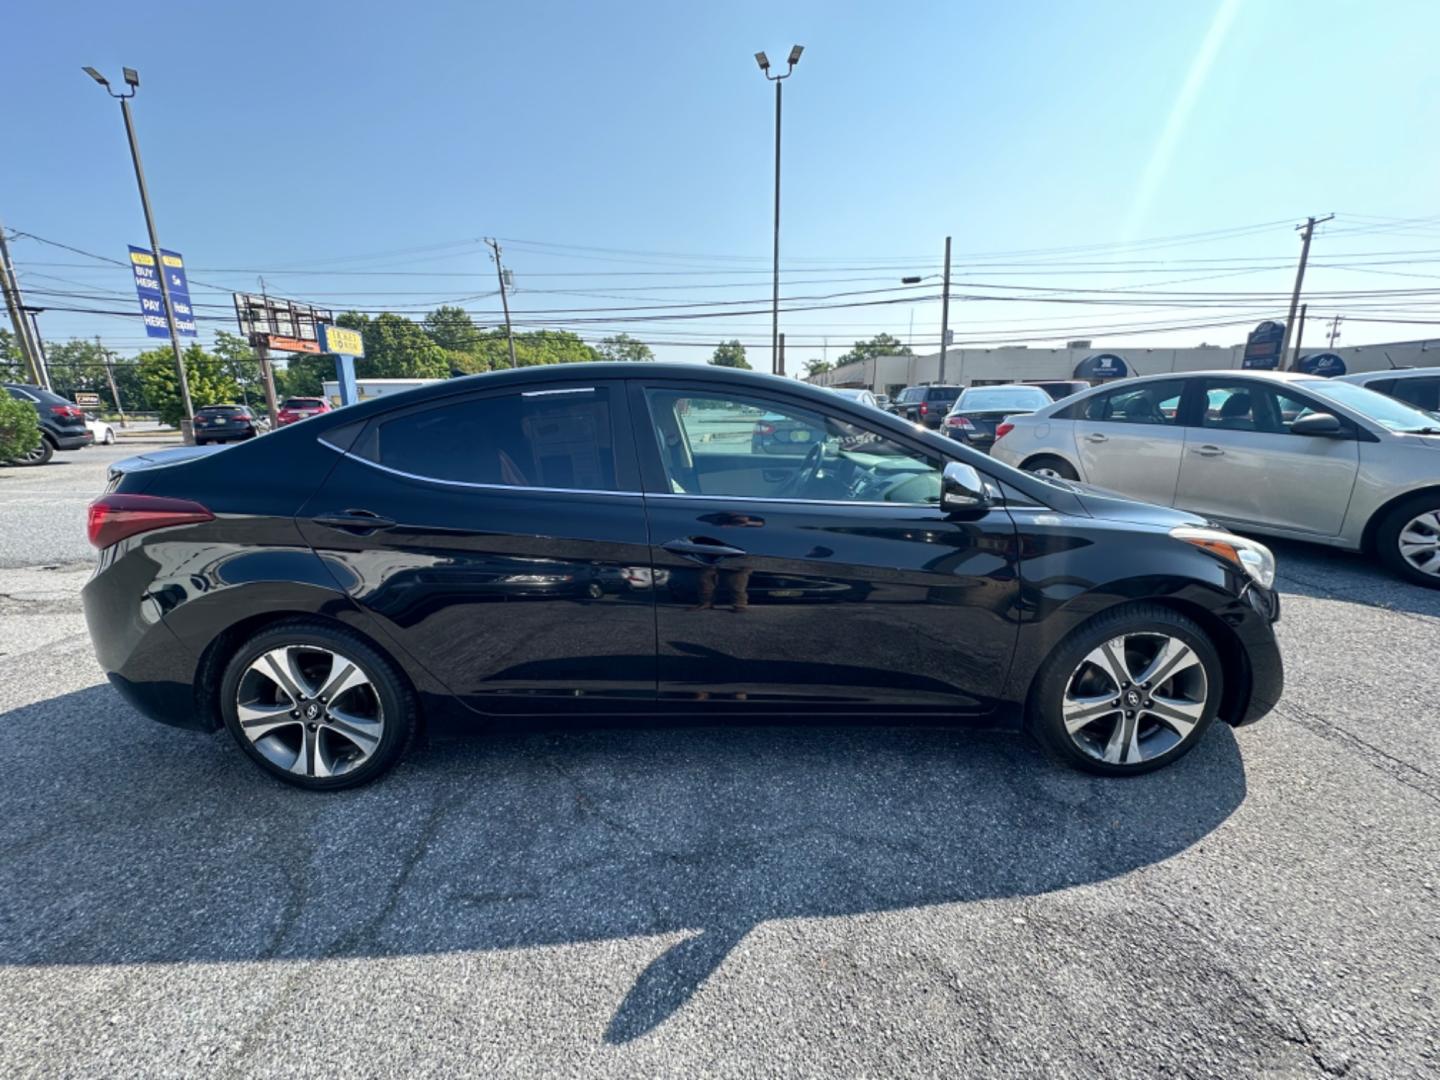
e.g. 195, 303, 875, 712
83, 66, 195, 426
755, 45, 803, 376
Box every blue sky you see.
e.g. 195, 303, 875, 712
6, 0, 1439, 368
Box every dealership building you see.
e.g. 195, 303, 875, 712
805, 335, 1440, 397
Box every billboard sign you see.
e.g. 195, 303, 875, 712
1074, 353, 1129, 379
317, 323, 365, 357
74, 391, 102, 408
129, 246, 198, 338
233, 293, 333, 352
1296, 352, 1347, 377
1241, 320, 1286, 369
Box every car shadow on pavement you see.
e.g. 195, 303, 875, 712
0, 685, 1246, 1044
1268, 539, 1440, 618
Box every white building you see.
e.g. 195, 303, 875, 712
806, 337, 1440, 396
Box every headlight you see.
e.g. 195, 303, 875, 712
1169, 527, 1276, 589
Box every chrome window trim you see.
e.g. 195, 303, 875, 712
317, 438, 641, 497
645, 491, 949, 510
522, 387, 596, 397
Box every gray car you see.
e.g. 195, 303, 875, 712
1335, 366, 1440, 415
990, 370, 1440, 586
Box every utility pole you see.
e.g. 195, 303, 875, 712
755, 46, 803, 376
0, 219, 43, 386
938, 235, 953, 384
1327, 314, 1343, 350
485, 238, 518, 368
1289, 303, 1308, 371
1279, 214, 1334, 363
777, 332, 786, 377
25, 308, 51, 391
84, 67, 195, 431
97, 336, 128, 427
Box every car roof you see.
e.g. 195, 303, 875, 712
962, 383, 1052, 392
1337, 366, 1440, 382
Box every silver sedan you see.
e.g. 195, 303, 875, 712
990, 370, 1440, 586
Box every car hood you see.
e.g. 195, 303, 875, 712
1051, 479, 1209, 530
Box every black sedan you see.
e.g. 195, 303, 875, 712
83, 363, 1283, 790
192, 404, 262, 444
4, 382, 92, 465
942, 384, 1055, 452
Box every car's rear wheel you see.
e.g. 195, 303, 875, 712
12, 436, 54, 466
103, 427, 115, 445
1022, 454, 1078, 481
219, 622, 417, 790
1375, 494, 1440, 588
1028, 604, 1222, 775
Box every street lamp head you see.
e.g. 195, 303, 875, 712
900, 276, 922, 285
754, 51, 770, 72
788, 45, 804, 66
122, 67, 140, 89
82, 66, 110, 87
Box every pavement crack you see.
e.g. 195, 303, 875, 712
1273, 700, 1440, 806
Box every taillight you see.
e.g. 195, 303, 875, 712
995, 421, 1015, 440
756, 422, 775, 435
946, 415, 975, 430
87, 494, 214, 549
919, 403, 929, 416
50, 404, 84, 419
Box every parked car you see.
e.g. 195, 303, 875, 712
192, 404, 262, 445
1025, 380, 1092, 402
894, 384, 963, 428
86, 415, 117, 445
1336, 367, 1440, 415
990, 370, 1440, 587
3, 382, 92, 465
829, 387, 881, 410
943, 384, 1054, 452
277, 396, 333, 427
84, 363, 1282, 790
750, 410, 824, 454
874, 393, 892, 411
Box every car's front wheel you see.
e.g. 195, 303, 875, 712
219, 621, 418, 790
1375, 494, 1440, 588
1022, 454, 1078, 481
1028, 604, 1223, 775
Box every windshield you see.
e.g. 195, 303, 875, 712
956, 387, 1049, 411
1304, 379, 1440, 433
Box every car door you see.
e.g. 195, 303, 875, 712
1172, 379, 1360, 536
296, 380, 657, 715
632, 380, 1021, 715
1069, 378, 1188, 505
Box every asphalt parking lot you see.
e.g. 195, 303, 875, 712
1, 442, 1437, 1078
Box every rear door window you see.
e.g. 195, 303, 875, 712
353, 385, 620, 491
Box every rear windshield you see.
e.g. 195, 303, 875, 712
198, 405, 246, 415
926, 387, 960, 401
283, 398, 324, 408
957, 387, 1050, 411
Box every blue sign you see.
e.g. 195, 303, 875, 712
128, 245, 197, 338
1241, 320, 1285, 369
1075, 353, 1129, 379
1297, 352, 1347, 377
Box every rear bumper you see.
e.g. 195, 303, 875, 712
50, 431, 91, 451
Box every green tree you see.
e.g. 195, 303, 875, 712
337, 312, 449, 381
211, 331, 267, 407
596, 333, 654, 362
0, 391, 41, 462
710, 340, 751, 369
804, 358, 833, 377
276, 353, 332, 398
422, 305, 484, 353
836, 333, 911, 367
0, 327, 24, 380
137, 343, 241, 427
42, 339, 109, 403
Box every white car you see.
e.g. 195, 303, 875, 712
1335, 366, 1440, 415
990, 370, 1440, 586
85, 416, 116, 445
829, 387, 881, 410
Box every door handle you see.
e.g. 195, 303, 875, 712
662, 537, 747, 562
1085, 433, 1109, 443
313, 509, 397, 534
1191, 445, 1225, 457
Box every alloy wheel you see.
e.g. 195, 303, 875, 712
1397, 510, 1440, 577
1032, 466, 1064, 480
1061, 633, 1208, 766
236, 645, 384, 778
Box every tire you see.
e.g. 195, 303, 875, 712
103, 428, 115, 445
218, 621, 418, 790
1027, 603, 1223, 776
12, 436, 54, 467
1374, 493, 1440, 588
1023, 454, 1079, 481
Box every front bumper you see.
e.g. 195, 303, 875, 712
1231, 585, 1283, 726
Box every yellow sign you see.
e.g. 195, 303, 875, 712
129, 250, 155, 266
318, 324, 365, 357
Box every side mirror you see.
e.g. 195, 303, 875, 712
941, 461, 991, 513
1290, 412, 1344, 437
